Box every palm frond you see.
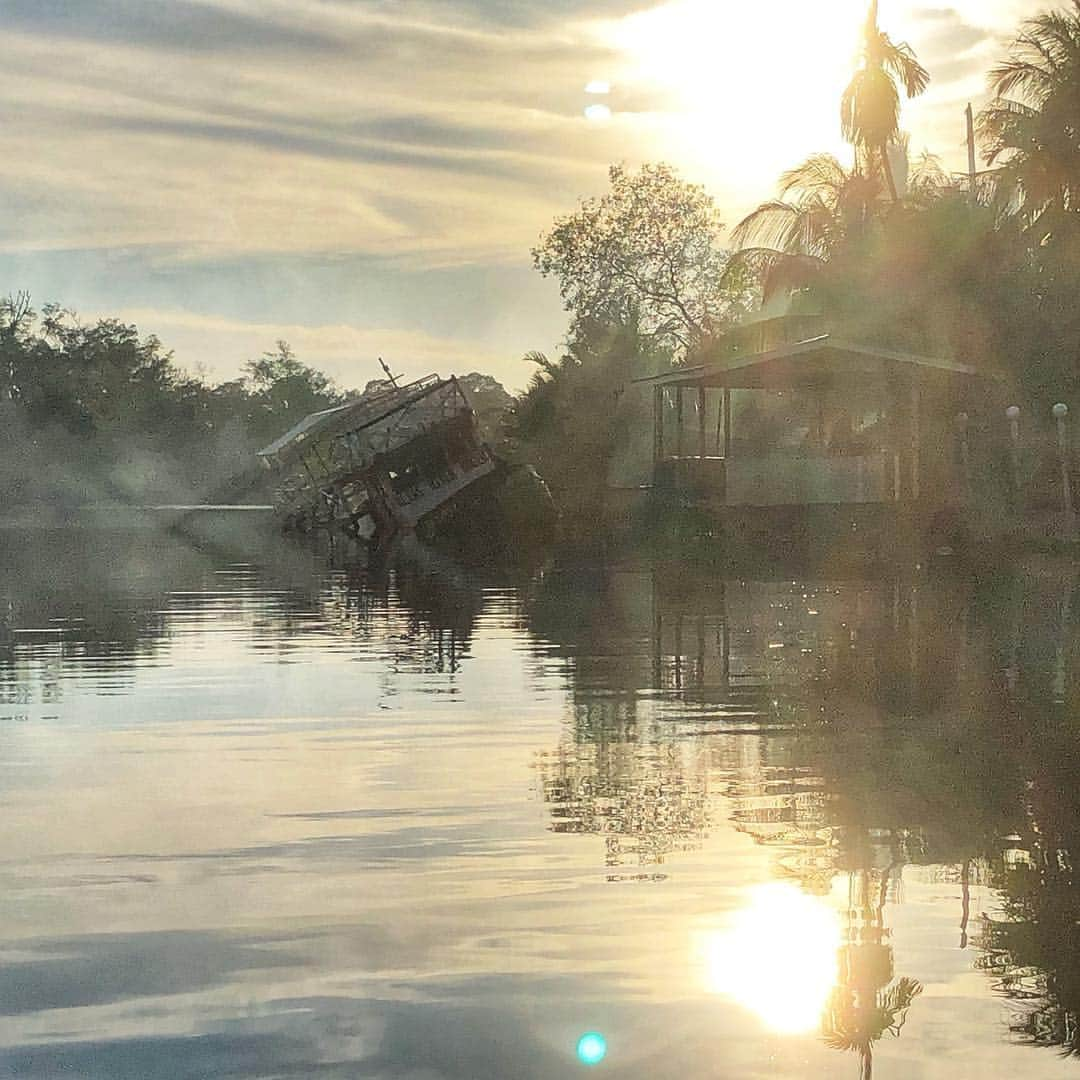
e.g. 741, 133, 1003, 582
878, 34, 930, 97
779, 154, 850, 203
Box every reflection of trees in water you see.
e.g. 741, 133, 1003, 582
0, 530, 214, 699
530, 558, 1080, 1068
538, 697, 710, 880
0, 527, 494, 702
976, 733, 1080, 1057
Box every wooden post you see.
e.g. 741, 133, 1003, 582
698, 383, 707, 461
651, 570, 662, 687
966, 102, 978, 203
1007, 405, 1021, 509
676, 387, 684, 458
723, 388, 731, 458
673, 614, 683, 690
696, 613, 706, 688
1054, 402, 1074, 531
956, 412, 970, 503
719, 579, 730, 692
911, 378, 921, 502
654, 386, 665, 465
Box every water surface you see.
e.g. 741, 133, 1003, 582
1, 525, 1078, 1079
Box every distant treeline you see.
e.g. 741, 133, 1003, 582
0, 294, 512, 512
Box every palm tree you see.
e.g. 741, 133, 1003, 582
729, 154, 881, 300
821, 869, 923, 1080
978, 2, 1080, 240
841, 1, 930, 201
729, 5, 932, 303
823, 976, 923, 1080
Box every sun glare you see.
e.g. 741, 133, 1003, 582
602, 0, 870, 194
701, 882, 840, 1035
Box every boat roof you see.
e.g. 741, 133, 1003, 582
257, 374, 445, 460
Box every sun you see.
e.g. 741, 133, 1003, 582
598, 0, 870, 199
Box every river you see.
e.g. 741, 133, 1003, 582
1, 523, 1078, 1079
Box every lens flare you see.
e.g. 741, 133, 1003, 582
576, 1032, 607, 1065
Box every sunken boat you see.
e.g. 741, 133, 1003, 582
258, 373, 554, 546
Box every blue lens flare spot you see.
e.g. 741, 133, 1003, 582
576, 1032, 607, 1066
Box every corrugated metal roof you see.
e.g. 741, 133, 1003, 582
257, 374, 445, 459
257, 402, 358, 458
633, 335, 1005, 389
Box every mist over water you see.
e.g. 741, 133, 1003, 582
1, 524, 1079, 1078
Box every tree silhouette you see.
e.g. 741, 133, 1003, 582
841, 1, 930, 201
979, 2, 1080, 240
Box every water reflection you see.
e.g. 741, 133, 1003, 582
2, 526, 1080, 1077
824, 870, 921, 1080
528, 556, 1080, 1074
703, 882, 840, 1034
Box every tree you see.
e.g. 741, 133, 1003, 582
732, 4, 932, 304
533, 163, 753, 358
504, 323, 655, 535
730, 154, 883, 302
977, 3, 1080, 402
979, 2, 1080, 240
243, 340, 343, 444
841, 1, 930, 201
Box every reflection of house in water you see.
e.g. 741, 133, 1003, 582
651, 567, 977, 717
533, 562, 1029, 898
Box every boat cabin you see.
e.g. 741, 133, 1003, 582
258, 374, 496, 537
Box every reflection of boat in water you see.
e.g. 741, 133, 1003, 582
258, 373, 555, 546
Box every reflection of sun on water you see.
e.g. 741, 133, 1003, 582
702, 882, 840, 1035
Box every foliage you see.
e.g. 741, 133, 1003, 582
0, 298, 517, 512
979, 1, 1080, 239
976, 2, 1080, 404
841, 1, 930, 200
503, 323, 654, 536
533, 163, 755, 358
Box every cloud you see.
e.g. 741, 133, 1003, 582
0, 930, 303, 1016
0, 0, 1035, 384
3, 0, 342, 54
0, 1, 626, 263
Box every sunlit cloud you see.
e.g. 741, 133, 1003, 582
0, 0, 1040, 382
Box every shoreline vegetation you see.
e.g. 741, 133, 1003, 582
4, 3, 1080, 551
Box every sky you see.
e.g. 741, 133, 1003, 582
0, 0, 1036, 391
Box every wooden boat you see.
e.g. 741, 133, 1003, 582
258, 373, 556, 548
